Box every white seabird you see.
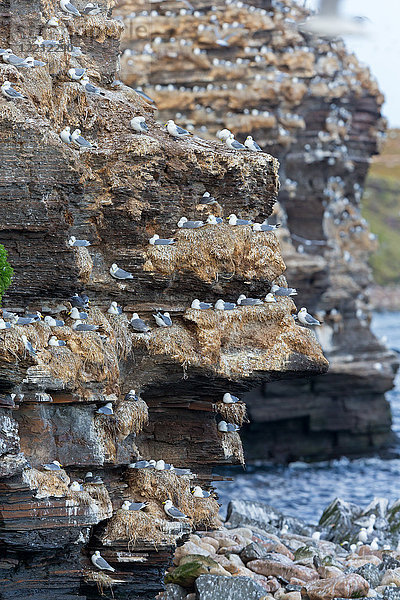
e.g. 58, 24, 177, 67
82, 2, 102, 15
68, 67, 86, 81
191, 299, 213, 310
60, 0, 81, 17
0, 318, 12, 329
48, 335, 66, 347
153, 312, 172, 327
108, 301, 122, 315
22, 56, 46, 68
358, 528, 368, 543
163, 499, 188, 520
192, 485, 211, 498
223, 392, 240, 404
80, 76, 104, 96
91, 551, 115, 572
97, 402, 113, 415
121, 500, 147, 511
34, 37, 60, 50
206, 215, 222, 225
2, 50, 25, 66
68, 236, 91, 247
71, 129, 93, 149
130, 313, 151, 332
69, 307, 88, 320
110, 263, 134, 280
228, 214, 253, 226
237, 294, 263, 306
46, 17, 60, 26
43, 460, 62, 471
226, 134, 245, 150
14, 316, 36, 325
199, 191, 217, 205
271, 284, 297, 297
1, 81, 23, 100
214, 299, 236, 311
312, 531, 321, 541
264, 293, 277, 303
70, 481, 83, 492
245, 136, 262, 152
216, 128, 232, 141
178, 217, 204, 229
129, 460, 152, 469
130, 116, 149, 133
22, 335, 37, 356
218, 420, 228, 432
70, 294, 89, 308
298, 307, 321, 327
165, 119, 192, 138
125, 389, 139, 401
149, 234, 175, 245
60, 126, 72, 144
253, 222, 280, 232
72, 320, 98, 331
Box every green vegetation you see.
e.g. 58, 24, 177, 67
0, 244, 13, 305
362, 129, 400, 285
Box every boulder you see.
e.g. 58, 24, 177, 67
165, 555, 230, 588
248, 557, 318, 582
356, 563, 382, 588
302, 573, 369, 600
163, 584, 187, 600
195, 574, 268, 600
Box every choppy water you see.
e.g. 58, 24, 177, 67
214, 312, 400, 524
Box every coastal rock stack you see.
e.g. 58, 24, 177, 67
116, 0, 399, 460
0, 1, 327, 598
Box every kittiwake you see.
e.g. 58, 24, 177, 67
72, 320, 98, 331
71, 129, 93, 149
191, 299, 213, 310
43, 460, 62, 471
44, 315, 65, 327
22, 335, 36, 356
237, 294, 263, 306
178, 217, 204, 228
271, 284, 297, 297
165, 119, 192, 138
223, 393, 240, 404
228, 214, 253, 226
48, 335, 66, 347
163, 499, 187, 519
107, 301, 122, 315
130, 116, 149, 133
68, 67, 86, 80
226, 134, 245, 150
110, 263, 133, 280
297, 307, 321, 326
130, 313, 151, 332
60, 0, 81, 16
214, 299, 236, 311
125, 389, 139, 401
68, 236, 91, 247
192, 485, 211, 498
153, 312, 172, 327
244, 136, 262, 151
97, 402, 113, 415
91, 551, 115, 572
121, 500, 147, 511
1, 81, 23, 100
149, 234, 174, 245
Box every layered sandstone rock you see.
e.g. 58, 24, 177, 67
0, 1, 326, 598
116, 0, 399, 461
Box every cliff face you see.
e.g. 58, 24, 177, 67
0, 1, 327, 598
116, 0, 399, 461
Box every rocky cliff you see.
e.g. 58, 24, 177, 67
116, 0, 399, 461
0, 1, 327, 598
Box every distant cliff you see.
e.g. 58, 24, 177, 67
116, 0, 399, 461
0, 1, 327, 599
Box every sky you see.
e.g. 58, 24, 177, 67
305, 0, 400, 127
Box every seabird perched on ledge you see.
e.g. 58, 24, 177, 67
48, 335, 66, 347
43, 460, 62, 471
1, 81, 23, 100
71, 129, 93, 149
91, 551, 115, 572
199, 191, 217, 205
69, 307, 88, 320
253, 222, 280, 232
68, 67, 86, 80
216, 128, 232, 141
68, 236, 91, 247
110, 263, 134, 280
223, 393, 240, 404
226, 134, 245, 151
228, 214, 253, 226
96, 402, 113, 415
125, 389, 139, 402
191, 299, 213, 310
44, 316, 65, 327
214, 299, 236, 311
165, 119, 192, 138
271, 284, 297, 297
22, 335, 37, 356
149, 234, 175, 245
121, 500, 147, 511
72, 320, 98, 331
244, 136, 262, 152
60, 0, 81, 17
178, 217, 204, 229
80, 76, 104, 96
130, 116, 149, 133
237, 294, 263, 306
130, 313, 151, 333
264, 293, 277, 303
108, 302, 122, 315
192, 485, 211, 498
82, 2, 102, 15
163, 499, 188, 520
298, 307, 321, 327
153, 312, 172, 327
60, 126, 72, 144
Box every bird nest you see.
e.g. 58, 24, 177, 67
143, 224, 285, 283
74, 247, 93, 283
83, 570, 115, 596
101, 506, 169, 548
215, 401, 248, 426
134, 301, 328, 379
219, 431, 245, 465
22, 467, 70, 499
126, 469, 221, 530
83, 483, 113, 514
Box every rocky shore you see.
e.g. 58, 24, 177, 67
161, 497, 400, 600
